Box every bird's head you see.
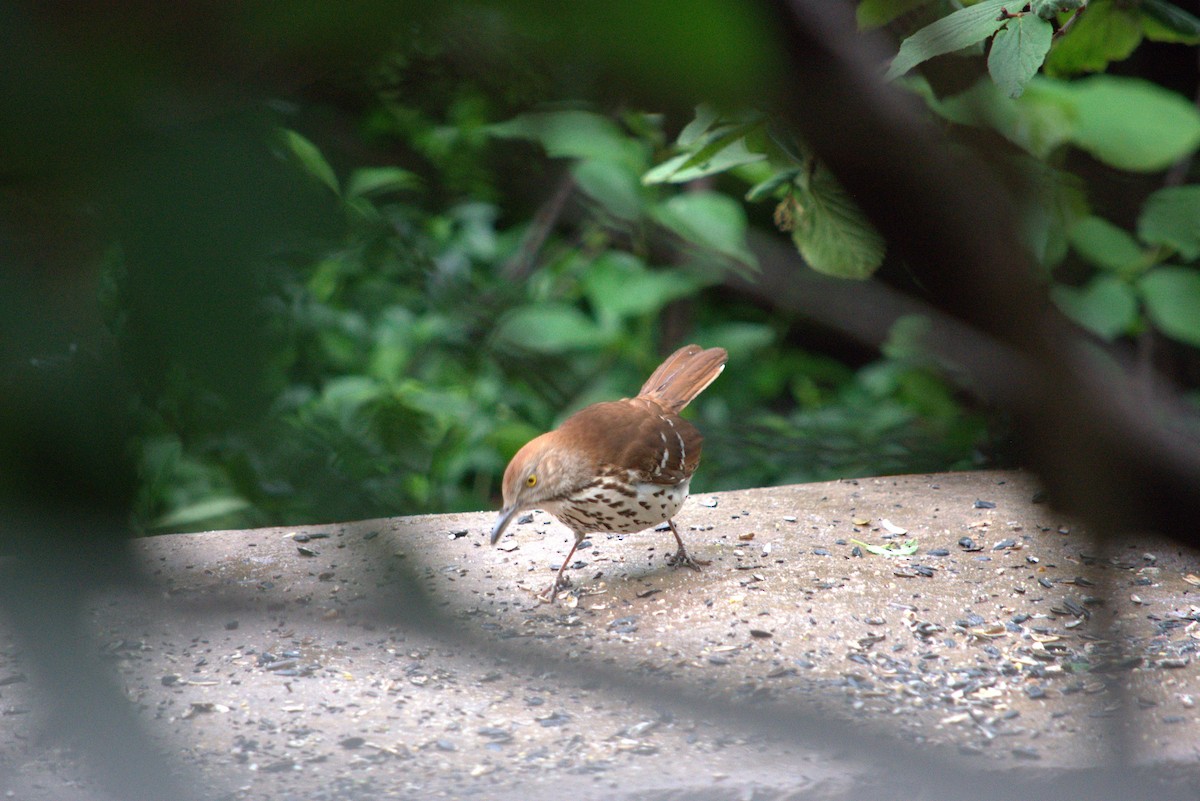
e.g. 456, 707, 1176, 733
490, 432, 584, 545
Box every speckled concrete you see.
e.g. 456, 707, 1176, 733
2, 471, 1199, 800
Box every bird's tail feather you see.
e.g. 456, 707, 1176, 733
637, 344, 727, 413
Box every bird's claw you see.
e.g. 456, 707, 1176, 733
533, 574, 573, 603
667, 548, 709, 571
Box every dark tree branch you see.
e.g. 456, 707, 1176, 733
770, 0, 1200, 546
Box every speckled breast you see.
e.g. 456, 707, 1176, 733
548, 476, 691, 536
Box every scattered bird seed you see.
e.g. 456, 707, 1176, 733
974, 500, 996, 509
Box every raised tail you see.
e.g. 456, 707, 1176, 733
637, 344, 727, 414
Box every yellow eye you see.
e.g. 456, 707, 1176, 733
526, 474, 538, 488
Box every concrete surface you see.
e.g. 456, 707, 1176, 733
2, 471, 1199, 800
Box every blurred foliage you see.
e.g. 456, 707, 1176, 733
6, 1, 1199, 534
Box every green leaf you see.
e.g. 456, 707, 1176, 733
884, 0, 1011, 81
1141, 0, 1200, 44
488, 111, 636, 164
152, 496, 252, 531
745, 169, 800, 202
281, 129, 339, 195
988, 13, 1054, 98
697, 321, 775, 356
494, 303, 611, 354
677, 105, 720, 147
1069, 216, 1145, 275
643, 120, 766, 185
1044, 0, 1143, 76
792, 165, 886, 279
642, 135, 765, 184
1138, 185, 1200, 261
571, 159, 643, 220
1051, 277, 1138, 341
1139, 267, 1200, 347
1032, 0, 1083, 20
1041, 76, 1200, 172
850, 538, 919, 556
926, 77, 1075, 159
582, 252, 701, 322
857, 0, 935, 30
1017, 158, 1088, 267
931, 74, 1200, 172
652, 191, 757, 267
345, 166, 420, 199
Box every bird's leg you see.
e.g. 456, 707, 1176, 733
665, 519, 710, 570
538, 535, 585, 603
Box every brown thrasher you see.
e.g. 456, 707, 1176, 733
490, 344, 727, 601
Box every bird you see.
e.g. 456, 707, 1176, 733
490, 344, 727, 601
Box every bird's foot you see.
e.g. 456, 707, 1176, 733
667, 547, 709, 571
533, 574, 573, 603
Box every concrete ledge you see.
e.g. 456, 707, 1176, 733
3, 471, 1199, 800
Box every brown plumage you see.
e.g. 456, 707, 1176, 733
491, 344, 727, 601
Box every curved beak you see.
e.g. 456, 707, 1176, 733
490, 505, 520, 545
